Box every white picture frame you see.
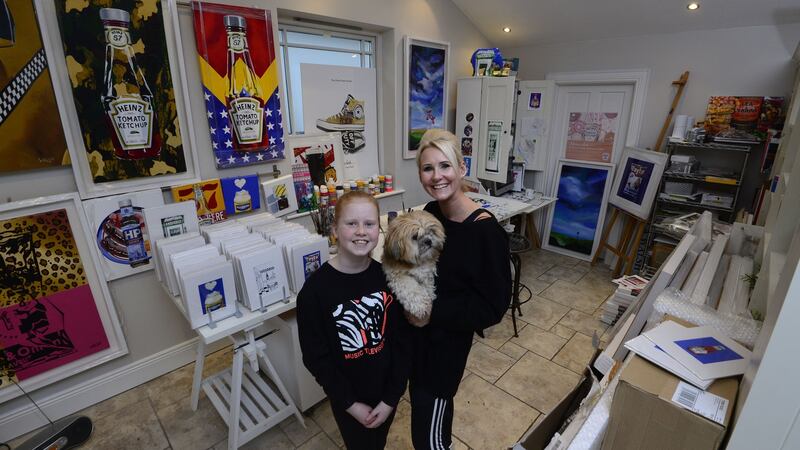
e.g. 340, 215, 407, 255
237, 246, 290, 311
143, 201, 200, 243
288, 236, 330, 293
543, 159, 614, 261
286, 133, 346, 182
82, 190, 164, 281
261, 175, 299, 218
0, 193, 127, 403
35, 0, 200, 199
179, 261, 239, 329
608, 146, 668, 220
403, 36, 450, 160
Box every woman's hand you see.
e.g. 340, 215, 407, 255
365, 402, 394, 428
404, 309, 430, 327
346, 402, 374, 427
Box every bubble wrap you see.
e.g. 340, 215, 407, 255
650, 287, 762, 348
565, 373, 621, 450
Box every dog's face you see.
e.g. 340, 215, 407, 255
384, 210, 445, 265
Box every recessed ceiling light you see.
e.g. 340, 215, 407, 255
503, 27, 511, 33
687, 3, 699, 10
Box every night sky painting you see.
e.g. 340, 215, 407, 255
550, 164, 610, 256
408, 44, 446, 151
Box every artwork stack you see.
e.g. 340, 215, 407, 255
601, 275, 649, 326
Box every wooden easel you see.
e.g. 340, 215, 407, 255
592, 205, 647, 277
654, 71, 690, 151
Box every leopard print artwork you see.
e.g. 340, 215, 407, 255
0, 209, 88, 308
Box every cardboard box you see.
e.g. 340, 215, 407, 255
602, 356, 738, 450
516, 373, 593, 449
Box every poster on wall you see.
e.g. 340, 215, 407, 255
0, 193, 126, 403
301, 63, 378, 179
543, 160, 614, 261
191, 2, 284, 169
171, 178, 227, 225
48, 0, 198, 198
220, 174, 261, 215
565, 112, 618, 163
0, 0, 69, 174
288, 133, 344, 185
403, 36, 449, 160
83, 189, 164, 281
609, 147, 668, 220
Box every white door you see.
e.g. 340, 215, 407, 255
515, 80, 555, 172
477, 76, 516, 183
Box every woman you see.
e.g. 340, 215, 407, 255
409, 129, 512, 449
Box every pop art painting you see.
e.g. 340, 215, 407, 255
192, 1, 284, 169
172, 178, 227, 225
220, 174, 261, 215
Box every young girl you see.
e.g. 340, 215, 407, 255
297, 191, 410, 449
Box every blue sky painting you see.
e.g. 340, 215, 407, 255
408, 44, 445, 150
549, 164, 610, 255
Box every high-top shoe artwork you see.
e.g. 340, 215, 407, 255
316, 94, 366, 153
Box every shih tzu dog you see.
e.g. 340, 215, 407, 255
382, 210, 445, 326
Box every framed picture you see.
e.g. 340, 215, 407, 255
609, 147, 668, 220
190, 1, 285, 169
220, 174, 262, 215
83, 189, 165, 281
143, 201, 200, 243
403, 36, 449, 160
0, 0, 69, 174
171, 178, 227, 225
287, 133, 344, 184
37, 0, 200, 198
261, 175, 298, 218
543, 160, 614, 261
565, 112, 619, 163
178, 261, 239, 329
301, 63, 378, 179
0, 193, 127, 403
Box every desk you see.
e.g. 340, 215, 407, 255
469, 192, 558, 248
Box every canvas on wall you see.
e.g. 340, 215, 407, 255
83, 189, 164, 281
0, 0, 69, 173
609, 147, 668, 221
261, 175, 297, 218
0, 193, 126, 402
404, 36, 448, 160
191, 1, 284, 169
171, 178, 227, 225
565, 112, 619, 163
300, 63, 378, 179
544, 160, 614, 261
52, 0, 192, 189
220, 174, 261, 215
288, 133, 343, 186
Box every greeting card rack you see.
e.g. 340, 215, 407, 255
160, 283, 304, 449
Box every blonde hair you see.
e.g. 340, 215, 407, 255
333, 191, 380, 226
415, 129, 465, 171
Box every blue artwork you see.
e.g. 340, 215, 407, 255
550, 164, 610, 255
675, 337, 744, 365
198, 278, 226, 314
408, 44, 446, 151
220, 174, 261, 215
616, 157, 654, 205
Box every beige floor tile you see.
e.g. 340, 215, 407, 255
533, 249, 582, 268
480, 314, 522, 349
498, 340, 528, 360
211, 425, 294, 450
145, 363, 196, 413
536, 271, 559, 283
520, 276, 554, 295
309, 400, 345, 447
579, 268, 617, 297
511, 325, 567, 360
550, 323, 577, 340
453, 374, 540, 450
81, 399, 168, 450
539, 280, 609, 314
496, 353, 581, 413
78, 383, 149, 419
280, 414, 322, 447
541, 264, 587, 283
576, 261, 592, 271
453, 435, 470, 450
297, 431, 339, 450
465, 341, 517, 383
386, 399, 413, 450
517, 296, 570, 329
553, 333, 597, 374
520, 251, 557, 277
156, 396, 227, 450
558, 309, 609, 338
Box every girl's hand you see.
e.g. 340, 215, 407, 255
365, 401, 394, 428
346, 402, 374, 427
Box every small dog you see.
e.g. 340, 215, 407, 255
382, 211, 445, 326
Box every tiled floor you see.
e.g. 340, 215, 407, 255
10, 249, 616, 450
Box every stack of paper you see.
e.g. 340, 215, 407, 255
624, 321, 751, 390
601, 275, 649, 325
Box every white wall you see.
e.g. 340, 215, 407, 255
0, 0, 489, 440
503, 23, 800, 150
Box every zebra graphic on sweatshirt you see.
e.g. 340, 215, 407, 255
332, 291, 393, 358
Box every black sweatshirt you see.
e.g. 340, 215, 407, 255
411, 201, 512, 397
297, 259, 411, 411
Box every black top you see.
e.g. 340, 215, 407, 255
411, 201, 512, 397
297, 259, 411, 410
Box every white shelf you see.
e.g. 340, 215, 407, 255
286, 189, 406, 220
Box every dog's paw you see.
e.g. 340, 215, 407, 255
404, 309, 431, 327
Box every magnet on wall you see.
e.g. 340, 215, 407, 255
466, 113, 474, 122
464, 125, 472, 136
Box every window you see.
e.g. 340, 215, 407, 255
278, 24, 376, 134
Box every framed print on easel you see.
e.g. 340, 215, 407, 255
0, 193, 127, 403
543, 160, 614, 261
403, 36, 449, 160
608, 147, 668, 220
36, 0, 200, 198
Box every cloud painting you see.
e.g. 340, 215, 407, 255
549, 164, 610, 256
408, 44, 446, 151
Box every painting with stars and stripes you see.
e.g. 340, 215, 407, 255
191, 1, 284, 169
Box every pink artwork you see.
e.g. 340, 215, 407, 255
565, 112, 618, 163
